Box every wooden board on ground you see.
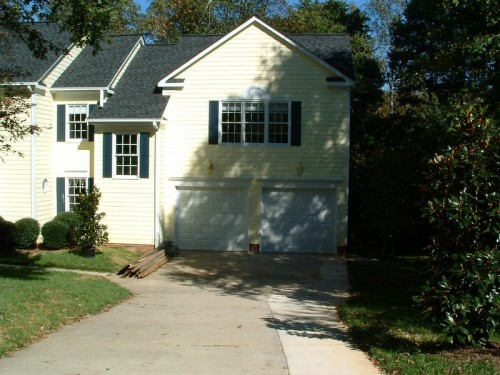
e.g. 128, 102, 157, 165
117, 248, 174, 278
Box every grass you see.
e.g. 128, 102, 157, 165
0, 267, 131, 357
0, 246, 147, 273
338, 257, 500, 375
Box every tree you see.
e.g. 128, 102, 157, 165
1, 0, 138, 158
391, 0, 499, 110
365, 0, 407, 113
417, 104, 499, 348
140, 0, 289, 42
74, 187, 109, 257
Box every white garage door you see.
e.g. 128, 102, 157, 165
261, 188, 336, 253
176, 188, 247, 251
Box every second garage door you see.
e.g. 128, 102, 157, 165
176, 187, 247, 251
261, 188, 336, 253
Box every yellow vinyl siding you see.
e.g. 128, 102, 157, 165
160, 23, 349, 247
34, 90, 56, 224
0, 128, 32, 221
94, 128, 155, 245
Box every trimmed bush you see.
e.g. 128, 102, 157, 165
41, 220, 69, 249
0, 217, 16, 254
55, 211, 81, 245
14, 217, 40, 249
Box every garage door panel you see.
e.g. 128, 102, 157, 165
176, 188, 247, 251
261, 188, 336, 253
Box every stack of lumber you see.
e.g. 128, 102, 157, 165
118, 248, 173, 278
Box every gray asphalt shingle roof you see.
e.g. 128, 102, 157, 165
0, 23, 71, 82
90, 35, 223, 120
52, 34, 143, 88
287, 34, 354, 81
90, 32, 353, 120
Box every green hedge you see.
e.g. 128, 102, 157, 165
42, 220, 69, 250
14, 218, 40, 249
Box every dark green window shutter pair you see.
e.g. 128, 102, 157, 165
208, 101, 302, 145
103, 132, 149, 178
56, 104, 96, 142
56, 177, 94, 214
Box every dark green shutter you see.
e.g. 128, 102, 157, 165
87, 178, 94, 193
103, 132, 112, 178
291, 101, 301, 146
208, 101, 219, 145
57, 105, 66, 142
88, 104, 96, 142
56, 177, 65, 213
139, 132, 149, 178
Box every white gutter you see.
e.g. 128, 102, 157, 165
50, 86, 111, 92
88, 118, 161, 123
28, 85, 37, 219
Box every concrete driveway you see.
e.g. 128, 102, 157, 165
0, 252, 380, 374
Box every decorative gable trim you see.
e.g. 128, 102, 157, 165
157, 16, 354, 88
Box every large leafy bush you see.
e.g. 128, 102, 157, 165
417, 104, 499, 347
55, 211, 81, 245
14, 217, 40, 249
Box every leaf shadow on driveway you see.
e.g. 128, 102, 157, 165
159, 251, 353, 342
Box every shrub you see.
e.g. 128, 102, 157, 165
14, 217, 40, 249
74, 186, 108, 257
55, 211, 81, 245
0, 217, 16, 254
417, 104, 500, 348
41, 220, 69, 250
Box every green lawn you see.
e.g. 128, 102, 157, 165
0, 267, 131, 357
0, 246, 146, 273
338, 258, 499, 375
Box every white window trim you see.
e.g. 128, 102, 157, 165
219, 100, 291, 146
65, 176, 88, 212
112, 132, 140, 179
66, 103, 90, 142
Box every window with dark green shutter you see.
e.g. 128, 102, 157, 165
210, 100, 300, 145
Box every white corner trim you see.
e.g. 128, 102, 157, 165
157, 16, 354, 87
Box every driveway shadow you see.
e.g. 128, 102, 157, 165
159, 251, 352, 342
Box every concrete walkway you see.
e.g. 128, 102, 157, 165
0, 252, 381, 374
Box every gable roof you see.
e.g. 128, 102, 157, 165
90, 35, 222, 121
157, 17, 354, 88
0, 23, 72, 83
52, 34, 143, 89
287, 34, 354, 81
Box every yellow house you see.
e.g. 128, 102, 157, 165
1, 17, 354, 254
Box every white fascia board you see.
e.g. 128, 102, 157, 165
158, 16, 354, 87
109, 37, 145, 89
327, 81, 354, 87
39, 43, 77, 84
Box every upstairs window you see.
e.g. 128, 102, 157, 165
68, 104, 88, 140
220, 101, 290, 145
115, 134, 138, 177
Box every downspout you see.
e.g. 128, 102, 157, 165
153, 121, 160, 248
29, 85, 37, 219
